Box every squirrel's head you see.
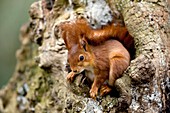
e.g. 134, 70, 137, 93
67, 38, 93, 74
59, 19, 93, 73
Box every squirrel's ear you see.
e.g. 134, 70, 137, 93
80, 38, 87, 51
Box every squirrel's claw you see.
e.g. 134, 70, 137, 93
100, 84, 112, 96
89, 87, 98, 99
66, 71, 75, 82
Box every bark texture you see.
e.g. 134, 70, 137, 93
0, 0, 170, 113
117, 1, 170, 112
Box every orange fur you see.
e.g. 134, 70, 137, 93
59, 18, 135, 57
66, 38, 130, 99
59, 18, 131, 99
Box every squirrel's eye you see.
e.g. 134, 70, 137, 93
79, 55, 84, 61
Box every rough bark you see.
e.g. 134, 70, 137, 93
117, 1, 170, 112
0, 0, 170, 113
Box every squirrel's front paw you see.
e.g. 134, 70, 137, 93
67, 71, 75, 82
89, 87, 98, 99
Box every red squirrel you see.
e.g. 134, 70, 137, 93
66, 38, 130, 98
59, 18, 131, 98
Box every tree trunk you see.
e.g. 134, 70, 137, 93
0, 0, 169, 113
116, 0, 170, 112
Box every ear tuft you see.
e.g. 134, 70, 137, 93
80, 38, 87, 51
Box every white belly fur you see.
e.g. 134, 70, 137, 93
85, 69, 95, 82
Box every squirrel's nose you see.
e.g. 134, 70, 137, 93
73, 70, 78, 73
